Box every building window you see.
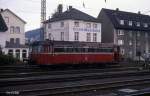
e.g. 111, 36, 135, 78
137, 31, 140, 37
15, 49, 20, 59
129, 51, 132, 56
48, 23, 51, 29
93, 24, 97, 28
145, 32, 148, 38
121, 48, 125, 55
129, 21, 132, 26
129, 31, 132, 37
74, 21, 79, 27
144, 23, 148, 28
10, 38, 15, 44
87, 33, 91, 42
10, 26, 14, 34
22, 50, 27, 58
16, 27, 20, 34
118, 39, 124, 45
49, 33, 51, 40
137, 41, 140, 46
137, 22, 140, 27
86, 23, 91, 28
74, 32, 79, 41
118, 30, 124, 35
8, 50, 13, 56
60, 22, 64, 27
93, 33, 97, 42
61, 32, 64, 41
4, 17, 9, 23
16, 38, 20, 44
129, 40, 132, 45
120, 20, 124, 25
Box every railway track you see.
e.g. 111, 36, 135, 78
0, 67, 140, 78
1, 74, 150, 96
0, 69, 150, 95
0, 64, 150, 96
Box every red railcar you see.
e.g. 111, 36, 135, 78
30, 40, 120, 65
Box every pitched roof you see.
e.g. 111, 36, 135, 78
45, 8, 99, 23
101, 8, 150, 31
0, 13, 8, 32
1, 9, 26, 24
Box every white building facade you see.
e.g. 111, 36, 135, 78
0, 9, 29, 61
46, 20, 101, 42
44, 5, 101, 42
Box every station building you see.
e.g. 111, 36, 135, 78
44, 5, 101, 42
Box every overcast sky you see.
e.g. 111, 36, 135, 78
0, 0, 150, 31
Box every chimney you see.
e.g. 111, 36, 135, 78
116, 8, 119, 11
138, 11, 141, 14
57, 4, 63, 13
69, 6, 72, 10
0, 9, 4, 12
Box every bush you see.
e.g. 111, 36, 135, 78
0, 54, 21, 65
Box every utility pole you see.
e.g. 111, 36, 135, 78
41, 0, 46, 40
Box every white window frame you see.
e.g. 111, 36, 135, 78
121, 48, 125, 55
137, 22, 140, 27
60, 32, 64, 41
144, 23, 148, 28
118, 30, 124, 35
129, 21, 132, 26
87, 33, 91, 42
74, 32, 79, 41
120, 20, 124, 25
86, 23, 91, 28
10, 26, 14, 34
129, 40, 132, 46
93, 33, 97, 42
118, 39, 124, 45
16, 26, 20, 34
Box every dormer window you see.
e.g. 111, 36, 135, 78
144, 23, 148, 28
129, 21, 132, 26
120, 20, 124, 25
136, 22, 140, 27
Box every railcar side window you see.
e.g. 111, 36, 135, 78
74, 48, 80, 52
67, 48, 73, 52
88, 48, 96, 52
54, 48, 65, 52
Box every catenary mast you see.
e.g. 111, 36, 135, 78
41, 0, 46, 40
